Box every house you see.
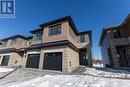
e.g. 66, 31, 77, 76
99, 14, 130, 68
0, 35, 28, 66
0, 16, 93, 72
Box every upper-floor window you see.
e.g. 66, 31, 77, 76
49, 24, 61, 36
113, 29, 121, 38
33, 32, 42, 41
80, 35, 85, 42
11, 38, 17, 45
2, 41, 7, 47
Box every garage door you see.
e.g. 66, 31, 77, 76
26, 54, 40, 69
43, 52, 62, 71
1, 55, 10, 66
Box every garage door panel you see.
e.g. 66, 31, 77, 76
43, 52, 62, 71
26, 54, 40, 69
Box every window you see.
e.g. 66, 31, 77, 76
113, 29, 121, 38
2, 41, 7, 47
49, 24, 61, 36
80, 35, 85, 42
33, 32, 42, 40
11, 38, 17, 45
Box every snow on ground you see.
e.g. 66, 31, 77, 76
0, 67, 14, 73
0, 67, 130, 87
5, 75, 130, 87
93, 64, 103, 68
84, 67, 130, 78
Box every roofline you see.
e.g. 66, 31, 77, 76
0, 35, 28, 41
99, 13, 130, 46
30, 28, 42, 33
78, 30, 91, 35
30, 16, 78, 34
0, 48, 16, 53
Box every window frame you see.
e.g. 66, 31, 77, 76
80, 34, 85, 43
11, 37, 17, 45
49, 24, 61, 36
33, 32, 43, 41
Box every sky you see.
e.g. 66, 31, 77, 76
0, 0, 130, 59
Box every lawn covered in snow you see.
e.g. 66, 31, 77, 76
0, 67, 14, 73
7, 75, 130, 87
84, 67, 130, 79
0, 67, 130, 87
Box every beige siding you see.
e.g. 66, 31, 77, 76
68, 25, 78, 47
0, 52, 22, 66
67, 47, 79, 72
30, 40, 42, 45
0, 37, 27, 50
76, 34, 90, 48
43, 21, 68, 43
21, 50, 41, 68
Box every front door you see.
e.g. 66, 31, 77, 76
79, 49, 88, 66
1, 55, 10, 66
116, 46, 128, 67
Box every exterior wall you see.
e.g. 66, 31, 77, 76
101, 33, 111, 67
120, 21, 130, 38
0, 37, 27, 50
21, 50, 41, 68
30, 40, 42, 45
42, 21, 68, 43
76, 34, 90, 48
67, 25, 78, 47
22, 46, 79, 73
9, 37, 27, 49
67, 47, 79, 72
0, 52, 22, 66
67, 24, 90, 49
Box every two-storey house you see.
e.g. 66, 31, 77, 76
0, 16, 93, 72
99, 14, 130, 68
0, 35, 28, 66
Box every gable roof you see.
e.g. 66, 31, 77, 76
0, 35, 28, 41
30, 16, 78, 34
99, 13, 130, 46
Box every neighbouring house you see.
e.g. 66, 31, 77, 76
0, 16, 93, 72
0, 35, 28, 66
99, 14, 130, 68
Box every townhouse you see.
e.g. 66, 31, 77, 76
99, 14, 130, 68
0, 16, 93, 72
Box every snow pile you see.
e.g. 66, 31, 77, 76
93, 64, 103, 68
84, 67, 130, 78
0, 67, 14, 73
7, 75, 130, 87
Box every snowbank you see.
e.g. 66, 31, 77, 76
93, 64, 103, 68
0, 67, 14, 73
84, 67, 130, 78
8, 75, 130, 87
